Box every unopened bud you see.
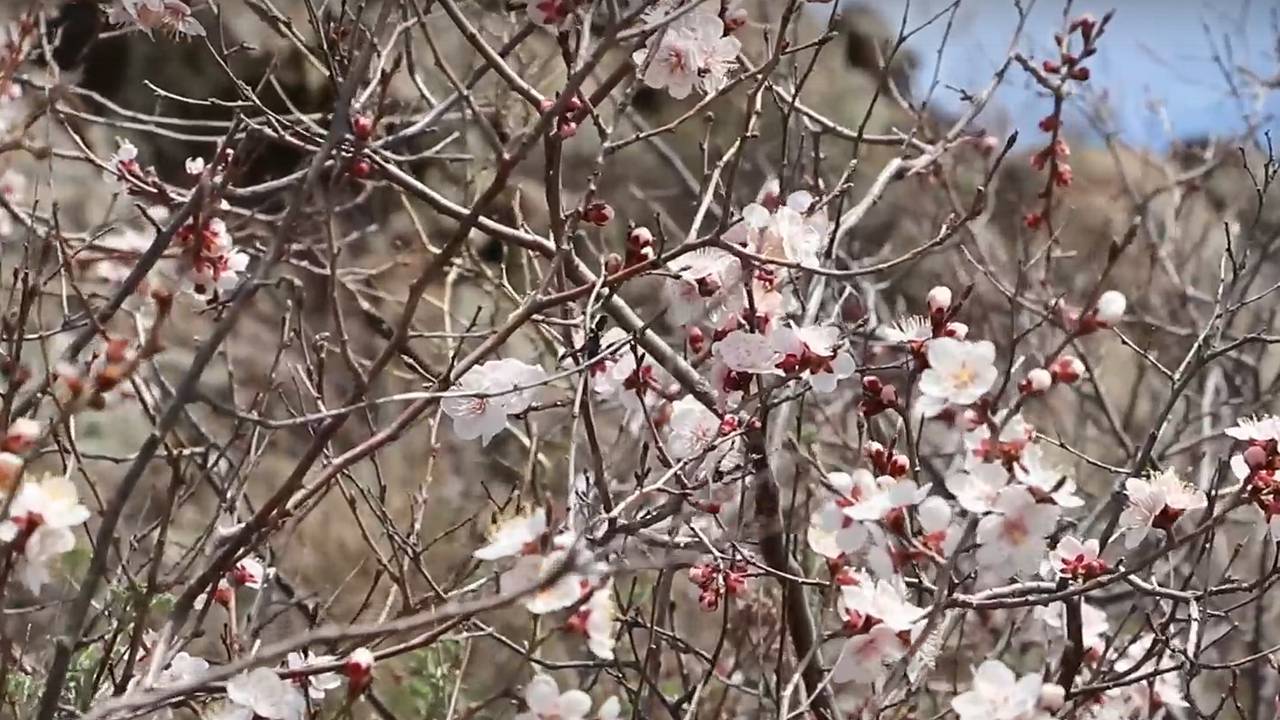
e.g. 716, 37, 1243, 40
557, 120, 578, 139
926, 286, 953, 316
879, 384, 898, 407
1040, 683, 1066, 711
584, 202, 614, 227
344, 647, 375, 694
1023, 367, 1053, 394
0, 452, 22, 489
1244, 445, 1270, 472
718, 416, 739, 436
724, 7, 749, 32
945, 322, 968, 339
888, 454, 910, 477
687, 326, 706, 354
3, 418, 41, 454
603, 253, 623, 275
1049, 356, 1084, 383
627, 226, 654, 249
1094, 290, 1127, 326
351, 114, 374, 140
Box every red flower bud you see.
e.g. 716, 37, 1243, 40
718, 416, 739, 436
1049, 356, 1084, 383
584, 202, 614, 227
344, 647, 375, 697
351, 114, 374, 140
687, 326, 705, 354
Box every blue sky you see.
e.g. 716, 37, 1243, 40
843, 0, 1279, 148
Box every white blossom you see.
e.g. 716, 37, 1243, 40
830, 624, 906, 684
0, 474, 91, 593
504, 552, 585, 615
516, 674, 594, 720
666, 396, 720, 458
918, 338, 998, 407
1226, 414, 1280, 442
225, 667, 305, 720
633, 3, 741, 100
285, 651, 342, 701
946, 460, 1009, 514
474, 509, 547, 561
442, 359, 548, 444
1118, 468, 1206, 548
1014, 444, 1084, 508
664, 249, 743, 324
975, 487, 1059, 577
951, 659, 1049, 720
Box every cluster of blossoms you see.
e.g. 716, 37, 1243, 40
217, 647, 374, 720
632, 1, 743, 100
687, 558, 750, 611
100, 142, 249, 299
442, 358, 550, 445
173, 216, 250, 298
472, 508, 618, 659
109, 0, 205, 38
515, 675, 620, 720
0, 471, 90, 592
1228, 415, 1280, 537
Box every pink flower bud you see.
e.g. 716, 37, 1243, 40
1245, 445, 1270, 472
698, 588, 720, 611
687, 326, 705, 354
210, 579, 233, 608
1049, 356, 1084, 383
351, 114, 374, 140
1022, 368, 1053, 395
1094, 290, 1126, 326
888, 454, 910, 477
688, 564, 715, 587
3, 418, 41, 454
724, 7, 748, 32
944, 322, 968, 339
627, 226, 654, 249
718, 416, 739, 436
557, 120, 578, 139
926, 286, 952, 316
603, 253, 623, 275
